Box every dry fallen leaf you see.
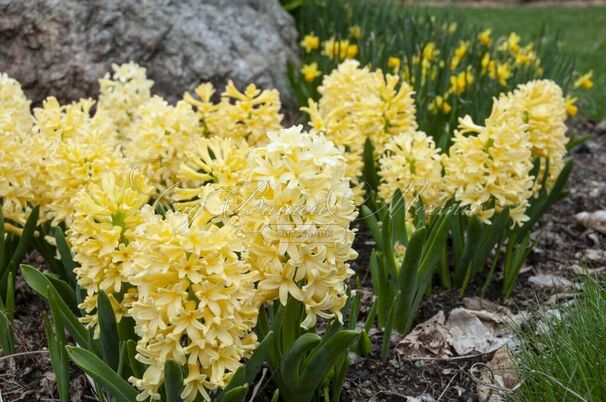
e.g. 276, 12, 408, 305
528, 274, 571, 289
397, 300, 523, 359
575, 210, 606, 234
577, 248, 606, 263
476, 345, 519, 402
396, 311, 453, 359
446, 308, 510, 355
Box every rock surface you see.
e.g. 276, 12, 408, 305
0, 0, 298, 105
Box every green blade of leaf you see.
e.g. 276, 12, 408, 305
390, 189, 408, 246
221, 385, 249, 402
360, 205, 383, 250
54, 227, 76, 286
0, 206, 39, 291
395, 227, 426, 333
363, 138, 380, 192
20, 264, 78, 313
281, 332, 322, 391
221, 331, 274, 398
98, 291, 120, 370
381, 291, 401, 361
66, 346, 138, 402
126, 339, 145, 379
299, 329, 360, 392
43, 314, 70, 402
0, 207, 5, 273
47, 285, 89, 348
164, 360, 184, 402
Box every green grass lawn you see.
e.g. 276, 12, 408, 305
420, 5, 606, 121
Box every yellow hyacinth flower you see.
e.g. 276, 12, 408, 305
125, 96, 200, 196
0, 73, 37, 226
127, 206, 259, 401
379, 131, 446, 211
96, 62, 153, 141
69, 172, 151, 333
442, 95, 534, 226
512, 80, 569, 189
240, 126, 358, 329
301, 60, 418, 203
32, 96, 126, 225
183, 80, 282, 146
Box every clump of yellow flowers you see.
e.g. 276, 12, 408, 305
184, 80, 282, 146
69, 172, 151, 331
442, 94, 534, 225
511, 80, 568, 189
0, 73, 36, 227
126, 206, 259, 401
302, 60, 417, 200
378, 131, 445, 212
125, 96, 200, 195
240, 126, 358, 328
96, 62, 153, 140
0, 63, 307, 401
33, 97, 127, 226
0, 54, 574, 401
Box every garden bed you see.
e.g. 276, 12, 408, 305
2, 119, 604, 401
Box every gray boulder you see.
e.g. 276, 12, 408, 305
0, 0, 298, 106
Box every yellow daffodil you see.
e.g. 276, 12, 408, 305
301, 62, 322, 82
349, 25, 361, 39
346, 43, 358, 59
574, 70, 594, 89
489, 61, 512, 86
565, 96, 578, 117
430, 95, 452, 114
451, 40, 470, 69
502, 32, 521, 54
478, 29, 492, 46
300, 33, 320, 53
450, 69, 474, 94
422, 42, 439, 62
388, 56, 401, 69
323, 38, 358, 60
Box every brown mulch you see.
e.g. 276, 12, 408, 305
0, 119, 604, 401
